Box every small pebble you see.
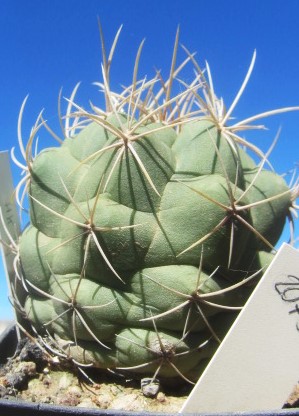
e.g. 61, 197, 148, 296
43, 376, 52, 387
15, 361, 36, 377
111, 393, 141, 411
58, 373, 73, 390
68, 386, 82, 397
96, 393, 113, 409
4, 362, 36, 390
58, 392, 81, 407
77, 398, 98, 408
157, 392, 166, 402
141, 378, 160, 398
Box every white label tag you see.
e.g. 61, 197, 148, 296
0, 151, 21, 320
181, 243, 299, 413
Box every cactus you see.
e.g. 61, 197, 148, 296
11, 28, 298, 384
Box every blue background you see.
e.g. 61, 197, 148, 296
0, 0, 298, 319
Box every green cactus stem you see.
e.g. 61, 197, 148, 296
10, 27, 298, 384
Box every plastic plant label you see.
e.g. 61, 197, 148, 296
0, 151, 20, 321
180, 243, 299, 413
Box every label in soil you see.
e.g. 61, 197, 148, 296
0, 151, 20, 319
181, 243, 299, 413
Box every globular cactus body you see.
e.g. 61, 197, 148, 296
14, 30, 298, 383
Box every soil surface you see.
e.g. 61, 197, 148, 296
0, 338, 298, 412
0, 338, 191, 412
